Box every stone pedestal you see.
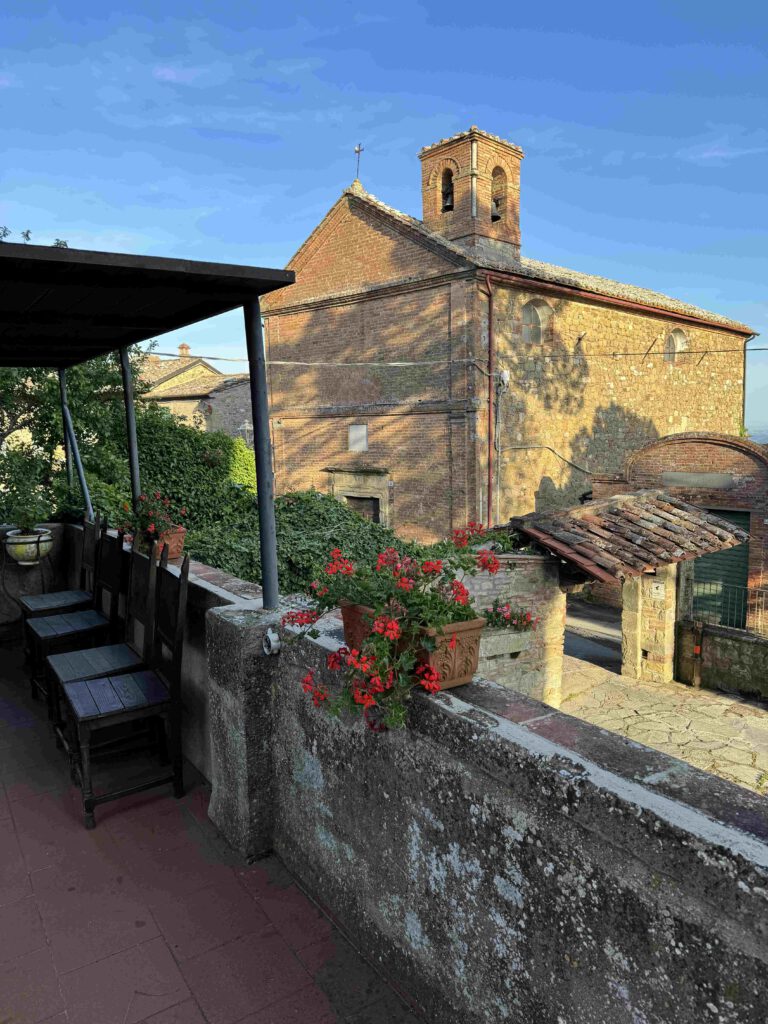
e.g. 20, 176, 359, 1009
463, 553, 566, 701
622, 565, 677, 684
206, 605, 282, 858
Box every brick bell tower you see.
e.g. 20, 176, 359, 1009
419, 126, 524, 258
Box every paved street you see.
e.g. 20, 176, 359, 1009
554, 654, 768, 794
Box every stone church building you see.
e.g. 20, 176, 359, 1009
233, 126, 752, 543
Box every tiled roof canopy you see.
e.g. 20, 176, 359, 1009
509, 491, 749, 583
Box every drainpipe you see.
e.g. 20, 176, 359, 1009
743, 334, 756, 433
485, 273, 494, 526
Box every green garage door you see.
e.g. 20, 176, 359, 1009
692, 510, 750, 628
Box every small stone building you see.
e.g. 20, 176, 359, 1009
510, 491, 749, 685
259, 126, 753, 543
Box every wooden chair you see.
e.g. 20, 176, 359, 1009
19, 514, 102, 623
26, 526, 126, 704
46, 541, 159, 730
61, 550, 190, 828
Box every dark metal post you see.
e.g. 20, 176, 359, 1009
61, 403, 94, 521
57, 368, 73, 488
243, 298, 279, 608
119, 346, 141, 509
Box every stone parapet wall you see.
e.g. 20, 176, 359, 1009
677, 619, 768, 700
205, 606, 768, 1024
464, 553, 566, 701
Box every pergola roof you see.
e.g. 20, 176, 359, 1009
510, 491, 750, 583
0, 242, 294, 367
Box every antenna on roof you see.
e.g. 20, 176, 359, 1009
354, 143, 364, 179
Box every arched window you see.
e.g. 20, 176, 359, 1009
441, 169, 454, 212
664, 328, 688, 365
491, 166, 507, 223
521, 300, 552, 344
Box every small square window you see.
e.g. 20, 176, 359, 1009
348, 424, 368, 452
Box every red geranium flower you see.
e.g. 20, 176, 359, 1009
476, 551, 500, 575
372, 616, 400, 641
416, 664, 441, 694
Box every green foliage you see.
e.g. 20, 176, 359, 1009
228, 438, 256, 491
130, 404, 255, 526
0, 444, 53, 530
274, 491, 423, 590
186, 490, 427, 594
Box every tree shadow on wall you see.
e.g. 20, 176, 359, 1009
494, 296, 589, 431
534, 403, 659, 512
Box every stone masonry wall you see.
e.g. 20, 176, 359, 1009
463, 553, 565, 701
206, 605, 768, 1024
206, 380, 251, 437
677, 620, 768, 701
488, 284, 745, 521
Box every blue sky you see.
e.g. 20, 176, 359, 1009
2, 2, 767, 425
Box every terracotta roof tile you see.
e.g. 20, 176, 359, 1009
510, 491, 749, 583
343, 186, 753, 333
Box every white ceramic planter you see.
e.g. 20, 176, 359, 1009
5, 528, 54, 566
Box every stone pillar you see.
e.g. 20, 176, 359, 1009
206, 605, 282, 859
676, 560, 695, 621
622, 565, 678, 684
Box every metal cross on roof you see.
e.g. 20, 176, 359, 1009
354, 143, 364, 178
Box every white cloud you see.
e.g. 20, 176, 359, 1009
153, 65, 206, 84
676, 128, 768, 164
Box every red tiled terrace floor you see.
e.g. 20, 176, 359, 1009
0, 645, 419, 1024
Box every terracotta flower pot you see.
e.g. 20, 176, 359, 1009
340, 602, 486, 690
134, 526, 187, 560
159, 526, 187, 560
417, 617, 487, 689
339, 601, 375, 651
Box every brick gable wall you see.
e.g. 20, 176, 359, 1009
262, 194, 464, 311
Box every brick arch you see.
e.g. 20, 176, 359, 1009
427, 156, 461, 189
426, 157, 462, 221
480, 153, 516, 180
625, 432, 768, 482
